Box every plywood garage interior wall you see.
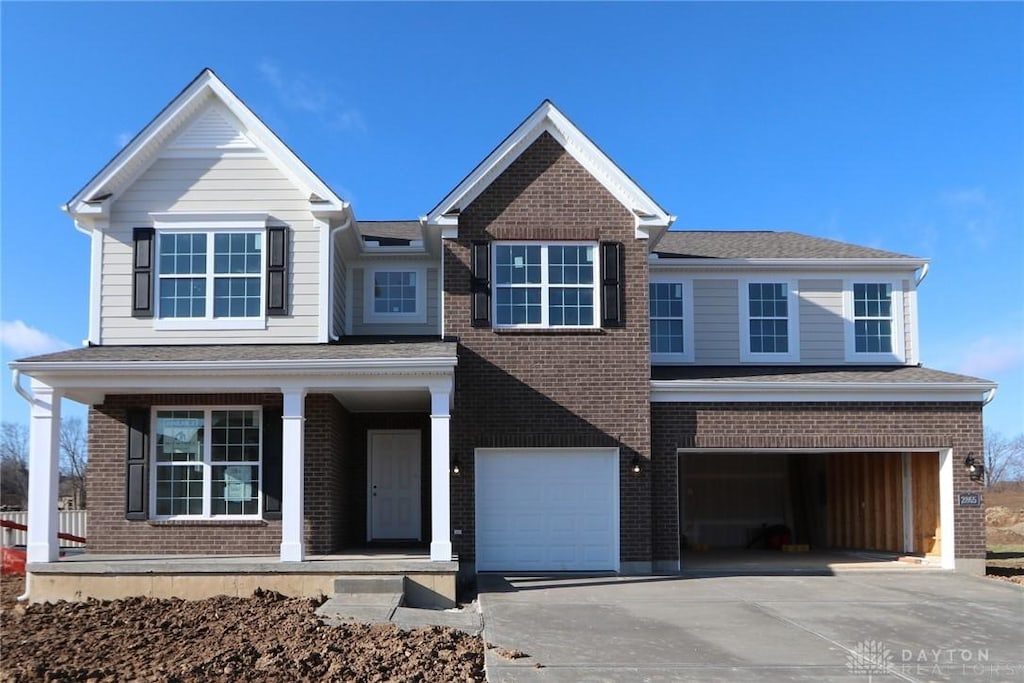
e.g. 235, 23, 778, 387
911, 452, 941, 557
827, 452, 905, 553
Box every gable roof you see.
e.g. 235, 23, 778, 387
655, 231, 925, 263
423, 100, 674, 238
64, 69, 347, 229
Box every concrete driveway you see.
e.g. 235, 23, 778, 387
477, 572, 1024, 682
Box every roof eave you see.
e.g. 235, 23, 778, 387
10, 356, 458, 376
650, 378, 997, 403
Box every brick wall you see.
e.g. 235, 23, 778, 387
444, 132, 653, 563
87, 393, 349, 555
651, 401, 986, 563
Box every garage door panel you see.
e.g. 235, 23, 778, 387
476, 449, 619, 572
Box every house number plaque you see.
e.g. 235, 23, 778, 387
957, 493, 981, 507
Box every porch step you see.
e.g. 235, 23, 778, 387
316, 575, 406, 625
333, 576, 405, 595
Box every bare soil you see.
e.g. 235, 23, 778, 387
986, 482, 1024, 586
0, 576, 484, 682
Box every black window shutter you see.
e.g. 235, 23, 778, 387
132, 228, 155, 318
600, 241, 625, 327
125, 408, 150, 520
262, 406, 283, 520
471, 241, 491, 327
266, 226, 288, 316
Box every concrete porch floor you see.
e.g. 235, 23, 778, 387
24, 550, 459, 608
680, 548, 942, 575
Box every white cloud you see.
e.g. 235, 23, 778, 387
940, 186, 996, 250
0, 320, 73, 357
941, 187, 988, 207
955, 335, 1024, 378
257, 60, 367, 133
116, 131, 133, 148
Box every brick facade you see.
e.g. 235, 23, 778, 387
444, 133, 653, 565
651, 401, 986, 564
87, 393, 370, 555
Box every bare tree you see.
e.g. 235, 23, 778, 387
0, 421, 29, 509
60, 416, 88, 509
984, 428, 1024, 486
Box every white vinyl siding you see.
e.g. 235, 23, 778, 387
661, 272, 916, 366
350, 266, 440, 336
692, 279, 740, 364
102, 156, 322, 344
798, 279, 845, 364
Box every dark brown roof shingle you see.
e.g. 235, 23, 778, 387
655, 231, 919, 260
15, 340, 456, 364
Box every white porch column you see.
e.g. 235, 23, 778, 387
429, 387, 453, 562
280, 386, 307, 562
27, 380, 61, 563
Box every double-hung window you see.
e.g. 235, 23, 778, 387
147, 213, 274, 329
649, 279, 693, 362
740, 280, 799, 362
845, 280, 904, 362
158, 232, 263, 321
152, 407, 261, 518
493, 243, 597, 328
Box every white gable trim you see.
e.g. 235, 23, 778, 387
423, 101, 674, 238
64, 69, 347, 229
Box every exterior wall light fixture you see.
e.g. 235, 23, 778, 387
964, 453, 984, 483
451, 458, 462, 476
631, 456, 643, 475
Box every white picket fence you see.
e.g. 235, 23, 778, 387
0, 510, 87, 548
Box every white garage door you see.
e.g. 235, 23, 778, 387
475, 448, 619, 572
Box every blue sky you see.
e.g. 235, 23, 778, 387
1, 2, 1022, 437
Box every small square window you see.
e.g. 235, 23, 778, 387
363, 267, 427, 323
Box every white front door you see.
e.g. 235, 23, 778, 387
369, 430, 421, 540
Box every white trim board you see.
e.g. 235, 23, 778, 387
651, 380, 995, 403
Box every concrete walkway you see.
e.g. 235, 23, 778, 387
478, 572, 1024, 682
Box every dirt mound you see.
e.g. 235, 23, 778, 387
0, 586, 484, 682
986, 505, 1022, 528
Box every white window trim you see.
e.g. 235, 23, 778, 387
492, 241, 599, 329
739, 278, 800, 363
362, 264, 428, 324
149, 405, 263, 520
649, 276, 694, 364
152, 220, 268, 331
842, 278, 905, 363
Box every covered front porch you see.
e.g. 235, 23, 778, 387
10, 341, 459, 597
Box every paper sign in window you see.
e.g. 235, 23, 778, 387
223, 465, 252, 502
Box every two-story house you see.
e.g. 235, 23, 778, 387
12, 70, 995, 603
